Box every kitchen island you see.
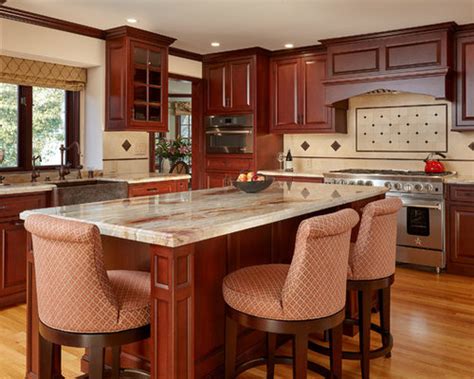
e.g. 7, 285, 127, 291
21, 182, 387, 378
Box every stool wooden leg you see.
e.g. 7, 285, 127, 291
89, 346, 104, 379
379, 287, 392, 358
225, 315, 238, 379
293, 333, 308, 379
266, 333, 276, 379
329, 323, 343, 379
111, 346, 121, 379
39, 333, 54, 379
358, 289, 371, 379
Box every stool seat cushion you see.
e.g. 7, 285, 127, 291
223, 264, 289, 320
108, 270, 151, 332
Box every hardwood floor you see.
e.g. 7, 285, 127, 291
0, 267, 472, 378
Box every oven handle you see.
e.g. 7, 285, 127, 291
400, 201, 442, 210
205, 130, 253, 135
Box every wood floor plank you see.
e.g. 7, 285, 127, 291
0, 267, 472, 378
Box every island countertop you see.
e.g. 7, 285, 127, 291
20, 183, 387, 248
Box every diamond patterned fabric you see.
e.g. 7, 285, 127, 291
25, 215, 150, 333
348, 198, 403, 281
223, 209, 359, 321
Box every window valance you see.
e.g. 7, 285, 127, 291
0, 55, 87, 91
173, 101, 192, 116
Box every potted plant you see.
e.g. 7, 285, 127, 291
155, 136, 191, 171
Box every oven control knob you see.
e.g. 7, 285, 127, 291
404, 184, 413, 192
414, 183, 423, 192
365, 181, 373, 186
357, 180, 364, 186
394, 182, 402, 190
349, 180, 355, 185
425, 184, 434, 192
384, 182, 392, 189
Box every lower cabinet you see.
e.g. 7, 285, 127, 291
205, 171, 237, 188
446, 184, 474, 276
0, 192, 48, 308
128, 179, 188, 197
271, 175, 323, 183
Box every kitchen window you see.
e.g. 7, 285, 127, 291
0, 83, 80, 171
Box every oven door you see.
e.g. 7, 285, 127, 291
395, 196, 443, 251
206, 128, 253, 154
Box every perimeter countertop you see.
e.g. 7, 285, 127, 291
0, 172, 190, 196
443, 174, 474, 185
20, 183, 387, 248
258, 169, 325, 178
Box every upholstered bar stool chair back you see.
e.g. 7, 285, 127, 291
25, 214, 151, 379
311, 198, 403, 379
223, 208, 360, 379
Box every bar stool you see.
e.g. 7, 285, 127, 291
222, 208, 360, 378
309, 198, 402, 379
25, 214, 151, 379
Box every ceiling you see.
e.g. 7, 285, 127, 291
5, 0, 474, 54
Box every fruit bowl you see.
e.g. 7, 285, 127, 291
232, 176, 273, 193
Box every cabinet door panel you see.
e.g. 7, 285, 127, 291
228, 59, 253, 111
301, 55, 331, 129
271, 58, 299, 130
449, 204, 474, 266
206, 63, 226, 113
205, 172, 236, 189
0, 221, 27, 292
455, 34, 474, 130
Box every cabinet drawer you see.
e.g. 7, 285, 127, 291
449, 185, 474, 203
128, 181, 177, 197
0, 194, 47, 220
206, 158, 252, 171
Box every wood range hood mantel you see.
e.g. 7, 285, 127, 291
321, 22, 457, 106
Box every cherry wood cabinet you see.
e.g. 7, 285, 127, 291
128, 179, 188, 197
204, 57, 253, 114
0, 192, 48, 308
105, 26, 175, 132
454, 28, 474, 130
270, 52, 347, 133
446, 184, 474, 276
271, 175, 323, 183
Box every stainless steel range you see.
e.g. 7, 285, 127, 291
324, 169, 456, 273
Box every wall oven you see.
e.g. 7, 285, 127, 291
205, 114, 254, 154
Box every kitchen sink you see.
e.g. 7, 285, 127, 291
52, 180, 128, 206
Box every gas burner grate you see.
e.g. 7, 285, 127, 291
330, 169, 454, 176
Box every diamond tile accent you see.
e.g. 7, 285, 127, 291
331, 190, 341, 199
301, 188, 310, 199
122, 140, 132, 152
300, 141, 310, 151
469, 142, 474, 151
331, 141, 341, 151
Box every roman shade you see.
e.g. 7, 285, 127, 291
0, 55, 87, 91
173, 101, 191, 115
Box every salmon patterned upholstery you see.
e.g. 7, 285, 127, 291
348, 198, 403, 281
25, 215, 150, 333
223, 209, 359, 320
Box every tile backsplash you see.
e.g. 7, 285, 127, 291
284, 93, 474, 174
356, 104, 447, 152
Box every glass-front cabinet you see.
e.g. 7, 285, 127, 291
105, 26, 175, 132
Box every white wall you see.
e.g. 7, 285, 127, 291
0, 19, 203, 174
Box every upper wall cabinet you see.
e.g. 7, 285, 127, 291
321, 23, 455, 105
454, 28, 474, 131
204, 56, 254, 114
270, 51, 347, 134
105, 26, 176, 132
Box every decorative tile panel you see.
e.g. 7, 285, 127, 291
356, 104, 447, 152
301, 141, 310, 151
331, 141, 341, 151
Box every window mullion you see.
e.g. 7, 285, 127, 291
18, 86, 33, 171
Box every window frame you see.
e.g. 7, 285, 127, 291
0, 84, 80, 172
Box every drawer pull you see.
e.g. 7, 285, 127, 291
0, 205, 7, 210
146, 188, 158, 192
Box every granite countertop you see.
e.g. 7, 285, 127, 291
0, 183, 56, 196
0, 172, 190, 196
258, 169, 325, 178
443, 174, 474, 185
20, 183, 387, 248
102, 172, 190, 184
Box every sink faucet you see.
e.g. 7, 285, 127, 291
31, 155, 42, 182
59, 142, 82, 180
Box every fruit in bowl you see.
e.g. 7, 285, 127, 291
233, 172, 273, 193
237, 172, 265, 183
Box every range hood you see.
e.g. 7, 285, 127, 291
320, 22, 455, 107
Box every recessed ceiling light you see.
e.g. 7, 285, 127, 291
284, 43, 294, 49
211, 42, 220, 47
126, 18, 138, 24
